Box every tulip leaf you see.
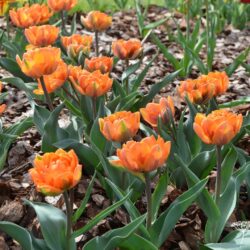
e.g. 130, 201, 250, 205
0, 221, 49, 250
149, 178, 208, 247
121, 60, 141, 83
151, 171, 169, 222
132, 53, 157, 92
24, 199, 70, 250
41, 103, 69, 152
73, 171, 97, 223
118, 234, 158, 250
174, 153, 220, 222
33, 105, 51, 135
137, 69, 180, 108
0, 117, 33, 170
105, 178, 150, 239
205, 162, 250, 243
73, 191, 132, 238
83, 214, 146, 250
203, 230, 250, 250
221, 147, 238, 193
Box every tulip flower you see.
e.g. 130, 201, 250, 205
206, 71, 229, 96
16, 47, 61, 79
61, 34, 93, 58
9, 4, 52, 28
24, 25, 59, 47
112, 39, 142, 60
99, 111, 140, 142
194, 109, 243, 204
193, 109, 242, 146
70, 70, 113, 98
178, 78, 215, 105
140, 97, 175, 128
81, 11, 112, 32
47, 0, 77, 12
85, 56, 113, 74
16, 47, 61, 110
33, 61, 68, 95
29, 149, 82, 196
112, 135, 171, 228
81, 11, 112, 56
0, 0, 18, 16
68, 65, 83, 83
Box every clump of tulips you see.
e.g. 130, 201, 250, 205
0, 0, 249, 250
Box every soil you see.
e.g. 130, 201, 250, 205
0, 5, 249, 250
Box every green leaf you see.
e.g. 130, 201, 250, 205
33, 105, 50, 135
0, 117, 33, 170
150, 33, 180, 70
225, 47, 250, 76
174, 153, 220, 224
221, 147, 238, 193
41, 103, 69, 152
219, 97, 250, 108
137, 69, 180, 108
24, 199, 69, 250
83, 215, 146, 250
132, 54, 157, 92
0, 222, 33, 250
149, 178, 208, 247
118, 234, 158, 250
73, 172, 97, 223
122, 60, 141, 82
151, 171, 169, 222
73, 191, 131, 238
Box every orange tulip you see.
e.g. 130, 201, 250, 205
140, 97, 175, 127
24, 25, 59, 47
29, 149, 82, 196
16, 47, 61, 78
206, 71, 229, 96
85, 56, 113, 74
112, 136, 171, 172
68, 65, 83, 83
178, 78, 215, 105
81, 11, 112, 32
193, 110, 243, 146
70, 70, 113, 97
9, 4, 52, 28
112, 39, 142, 60
99, 111, 140, 142
34, 61, 68, 95
61, 34, 93, 57
47, 0, 76, 12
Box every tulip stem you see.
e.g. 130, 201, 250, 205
145, 173, 152, 229
39, 77, 54, 111
215, 145, 222, 204
92, 97, 97, 119
63, 191, 73, 248
61, 11, 66, 35
186, 0, 190, 41
62, 86, 80, 104
125, 59, 129, 94
95, 31, 99, 57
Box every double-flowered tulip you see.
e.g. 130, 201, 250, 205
85, 57, 113, 74
81, 11, 112, 32
16, 47, 61, 79
140, 97, 175, 127
10, 4, 52, 28
25, 25, 59, 47
112, 39, 142, 60
193, 109, 243, 146
112, 136, 171, 173
99, 111, 140, 142
29, 149, 82, 196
